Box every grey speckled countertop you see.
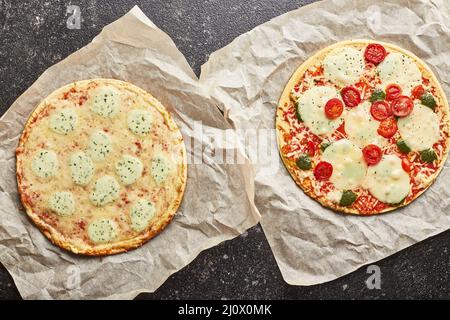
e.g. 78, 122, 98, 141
0, 0, 449, 300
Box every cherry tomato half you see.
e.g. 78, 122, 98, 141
370, 101, 392, 121
364, 43, 387, 64
391, 96, 414, 117
324, 98, 344, 120
341, 86, 361, 107
401, 157, 411, 173
385, 84, 402, 101
314, 161, 333, 181
411, 85, 425, 100
377, 117, 398, 138
362, 144, 382, 166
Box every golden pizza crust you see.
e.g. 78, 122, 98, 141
16, 79, 187, 255
276, 40, 450, 215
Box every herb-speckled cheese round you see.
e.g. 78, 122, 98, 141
88, 218, 118, 243
69, 151, 95, 186
296, 86, 345, 136
48, 191, 75, 216
128, 109, 153, 135
89, 175, 120, 206
323, 47, 365, 87
91, 86, 121, 117
364, 155, 410, 204
31, 149, 59, 179
344, 101, 387, 148
397, 104, 440, 151
115, 155, 143, 185
322, 139, 367, 190
377, 52, 422, 96
49, 108, 78, 135
130, 199, 156, 232
88, 130, 112, 161
151, 154, 172, 184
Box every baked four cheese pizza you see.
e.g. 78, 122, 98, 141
16, 79, 187, 255
276, 40, 449, 215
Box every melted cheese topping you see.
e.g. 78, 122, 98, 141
377, 52, 422, 96
130, 199, 156, 232
397, 104, 439, 151
49, 108, 78, 135
128, 109, 153, 135
151, 154, 172, 185
89, 175, 120, 206
88, 218, 118, 244
115, 155, 143, 185
322, 139, 367, 190
323, 47, 365, 87
88, 130, 112, 161
344, 102, 387, 148
69, 151, 95, 186
297, 86, 345, 136
365, 155, 410, 204
91, 86, 121, 117
325, 189, 342, 203
48, 191, 75, 216
32, 149, 59, 179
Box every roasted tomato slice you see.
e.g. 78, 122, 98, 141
401, 157, 412, 172
377, 117, 398, 138
364, 43, 387, 64
385, 84, 402, 101
411, 85, 425, 100
324, 98, 344, 119
314, 161, 333, 181
362, 144, 382, 166
306, 141, 316, 157
370, 101, 392, 121
391, 96, 414, 117
341, 86, 361, 107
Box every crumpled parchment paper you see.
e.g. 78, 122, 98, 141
200, 0, 450, 285
0, 6, 260, 299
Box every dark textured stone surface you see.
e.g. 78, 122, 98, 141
0, 0, 448, 300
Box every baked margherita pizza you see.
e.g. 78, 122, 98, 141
16, 79, 187, 255
276, 40, 449, 215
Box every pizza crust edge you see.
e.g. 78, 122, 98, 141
16, 79, 188, 255
276, 39, 450, 215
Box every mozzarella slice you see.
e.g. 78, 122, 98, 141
151, 154, 172, 185
365, 155, 410, 204
88, 130, 112, 161
91, 86, 121, 117
323, 47, 365, 87
128, 109, 153, 136
377, 52, 422, 96
322, 139, 367, 190
88, 219, 118, 244
130, 199, 156, 232
397, 103, 440, 151
32, 149, 59, 179
69, 151, 95, 186
296, 86, 345, 136
48, 191, 75, 216
89, 175, 120, 206
49, 108, 78, 135
344, 101, 387, 148
115, 155, 143, 185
